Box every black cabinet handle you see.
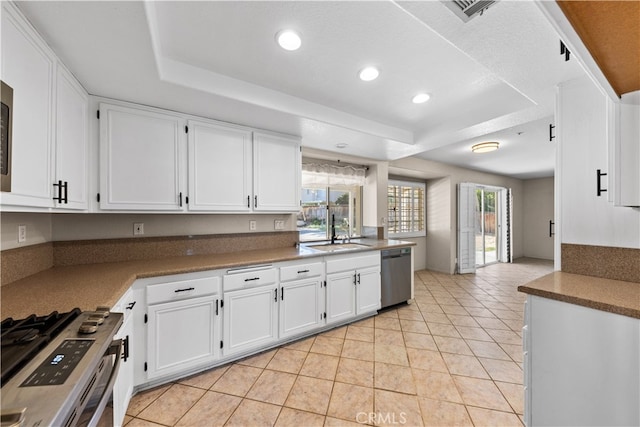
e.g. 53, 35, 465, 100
179, 192, 183, 207
215, 299, 219, 316
297, 269, 310, 274
549, 124, 555, 142
244, 277, 260, 282
357, 273, 361, 284
281, 287, 284, 300
123, 335, 129, 362
353, 274, 357, 286
549, 220, 555, 237
254, 195, 258, 208
174, 287, 195, 293
247, 195, 250, 208
597, 169, 608, 196
53, 180, 68, 203
274, 288, 278, 302
126, 301, 136, 310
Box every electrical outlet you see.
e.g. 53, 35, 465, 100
249, 220, 257, 231
274, 220, 285, 230
18, 225, 26, 243
133, 223, 144, 235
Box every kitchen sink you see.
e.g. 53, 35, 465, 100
307, 242, 370, 252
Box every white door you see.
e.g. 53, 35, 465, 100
113, 314, 134, 426
279, 278, 324, 339
99, 103, 184, 210
146, 295, 218, 379
54, 64, 88, 210
223, 284, 279, 356
457, 182, 476, 274
253, 132, 300, 211
187, 120, 252, 211
356, 266, 381, 315
0, 4, 54, 208
326, 271, 356, 324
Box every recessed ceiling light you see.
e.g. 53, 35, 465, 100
412, 93, 431, 104
471, 141, 500, 153
276, 30, 301, 51
359, 67, 379, 82
335, 143, 348, 149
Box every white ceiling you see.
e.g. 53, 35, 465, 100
16, 0, 586, 179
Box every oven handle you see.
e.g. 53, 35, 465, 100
86, 338, 123, 427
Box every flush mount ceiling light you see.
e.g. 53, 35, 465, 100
471, 141, 500, 153
335, 143, 348, 149
412, 93, 431, 104
276, 30, 301, 51
359, 66, 379, 82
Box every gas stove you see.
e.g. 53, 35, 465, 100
1, 308, 123, 427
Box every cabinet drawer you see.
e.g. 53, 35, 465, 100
147, 276, 220, 305
326, 252, 380, 274
280, 262, 323, 282
224, 267, 277, 292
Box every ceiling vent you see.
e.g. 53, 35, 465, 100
442, 0, 497, 22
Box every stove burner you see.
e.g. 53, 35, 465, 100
1, 308, 82, 386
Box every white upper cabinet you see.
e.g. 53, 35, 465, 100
613, 93, 640, 207
0, 3, 89, 211
187, 120, 301, 213
99, 103, 185, 211
187, 120, 252, 211
253, 132, 301, 212
54, 64, 88, 210
1, 2, 54, 208
558, 76, 639, 248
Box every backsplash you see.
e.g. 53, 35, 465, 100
562, 243, 640, 283
1, 232, 298, 285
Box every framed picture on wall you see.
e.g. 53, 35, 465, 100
1, 80, 13, 192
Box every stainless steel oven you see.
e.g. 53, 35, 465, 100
1, 309, 123, 427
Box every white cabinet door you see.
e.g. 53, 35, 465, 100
99, 103, 185, 211
146, 295, 219, 380
615, 98, 640, 207
356, 266, 381, 315
54, 64, 88, 210
279, 278, 325, 339
253, 132, 300, 212
326, 271, 356, 325
0, 3, 54, 208
559, 76, 640, 248
187, 120, 252, 211
223, 283, 279, 356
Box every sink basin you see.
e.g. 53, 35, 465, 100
307, 242, 370, 252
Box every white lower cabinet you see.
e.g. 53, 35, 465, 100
145, 273, 221, 380
523, 295, 640, 426
326, 252, 381, 325
222, 267, 279, 357
279, 261, 325, 339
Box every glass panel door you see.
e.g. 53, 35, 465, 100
475, 188, 499, 266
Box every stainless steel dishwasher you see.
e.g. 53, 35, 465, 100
381, 247, 412, 308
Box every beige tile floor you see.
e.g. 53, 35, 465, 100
123, 258, 553, 426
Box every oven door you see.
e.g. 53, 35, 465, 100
76, 339, 122, 427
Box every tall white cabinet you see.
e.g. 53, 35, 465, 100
558, 76, 640, 248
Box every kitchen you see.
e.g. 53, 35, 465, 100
1, 1, 639, 426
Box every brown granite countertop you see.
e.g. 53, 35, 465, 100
518, 272, 640, 319
1, 239, 414, 319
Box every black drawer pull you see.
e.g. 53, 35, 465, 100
174, 287, 195, 293
244, 277, 260, 282
297, 269, 310, 274
597, 169, 608, 196
126, 301, 136, 310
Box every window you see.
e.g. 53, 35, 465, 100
388, 180, 426, 238
297, 161, 365, 242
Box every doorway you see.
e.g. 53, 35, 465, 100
475, 188, 499, 266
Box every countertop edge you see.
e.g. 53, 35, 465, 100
517, 272, 640, 320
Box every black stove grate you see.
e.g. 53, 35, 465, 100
1, 308, 82, 386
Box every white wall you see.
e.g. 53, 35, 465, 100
523, 177, 554, 260
1, 212, 53, 250
51, 213, 296, 241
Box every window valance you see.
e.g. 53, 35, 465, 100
302, 162, 367, 187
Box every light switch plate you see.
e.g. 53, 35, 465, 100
274, 220, 285, 230
18, 225, 26, 243
249, 220, 257, 231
